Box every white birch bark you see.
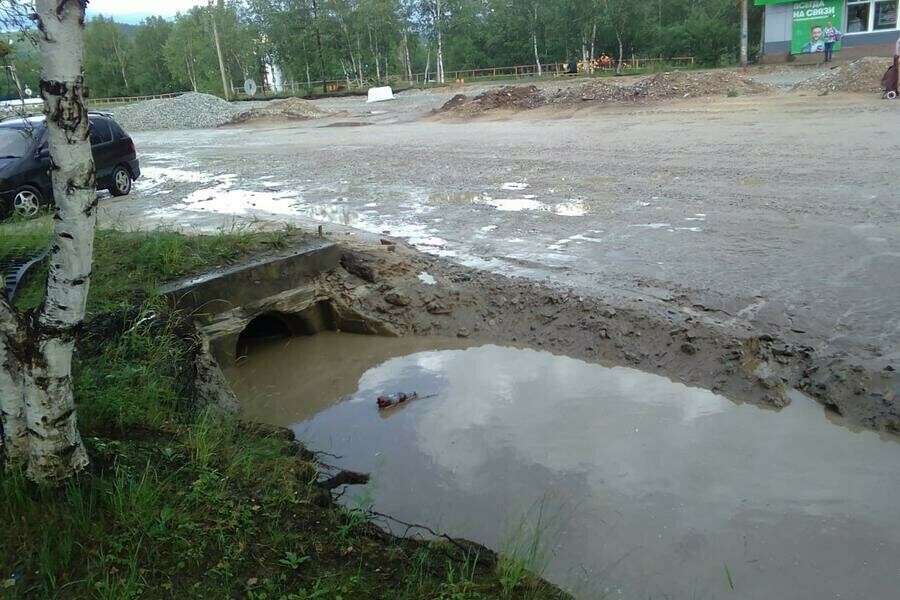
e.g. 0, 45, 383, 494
532, 4, 541, 76
0, 298, 27, 462
435, 0, 445, 84
404, 32, 413, 84
12, 0, 94, 482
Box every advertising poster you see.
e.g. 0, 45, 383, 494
792, 0, 844, 55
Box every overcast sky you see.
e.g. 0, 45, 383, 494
87, 0, 203, 21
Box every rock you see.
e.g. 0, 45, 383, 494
680, 343, 698, 355
763, 391, 790, 409
384, 291, 410, 307
457, 328, 470, 338
600, 308, 617, 318
341, 252, 377, 283
426, 301, 452, 315
761, 375, 782, 390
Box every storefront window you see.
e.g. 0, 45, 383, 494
846, 0, 900, 32
874, 0, 899, 29
847, 1, 871, 32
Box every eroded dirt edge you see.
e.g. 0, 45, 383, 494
316, 238, 898, 435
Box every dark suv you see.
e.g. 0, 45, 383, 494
0, 112, 140, 219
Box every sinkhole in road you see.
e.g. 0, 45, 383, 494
225, 331, 900, 600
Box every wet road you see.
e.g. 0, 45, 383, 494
100, 92, 900, 362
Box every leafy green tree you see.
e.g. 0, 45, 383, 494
84, 15, 133, 97
132, 17, 177, 94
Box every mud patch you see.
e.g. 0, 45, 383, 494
314, 240, 899, 434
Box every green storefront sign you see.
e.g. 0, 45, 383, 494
754, 0, 846, 55
791, 0, 844, 54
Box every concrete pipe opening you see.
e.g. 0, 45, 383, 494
236, 312, 296, 358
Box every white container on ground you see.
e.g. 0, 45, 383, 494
366, 86, 395, 103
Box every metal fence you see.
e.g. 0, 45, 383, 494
87, 92, 186, 107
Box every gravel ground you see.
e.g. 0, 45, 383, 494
112, 92, 242, 131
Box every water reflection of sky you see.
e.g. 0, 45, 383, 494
290, 344, 900, 600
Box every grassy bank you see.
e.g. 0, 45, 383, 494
0, 222, 569, 599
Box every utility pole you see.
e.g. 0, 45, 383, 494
211, 0, 230, 100
740, 0, 749, 67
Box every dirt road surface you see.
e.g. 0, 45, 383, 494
99, 90, 899, 427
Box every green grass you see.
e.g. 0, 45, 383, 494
0, 224, 570, 599
0, 216, 52, 259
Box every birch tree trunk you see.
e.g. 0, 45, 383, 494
0, 0, 94, 483
435, 0, 445, 84
404, 32, 413, 84
616, 31, 624, 75
532, 4, 541, 76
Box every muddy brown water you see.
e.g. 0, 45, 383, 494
226, 332, 900, 600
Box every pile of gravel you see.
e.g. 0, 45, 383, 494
792, 57, 892, 93
554, 70, 772, 104
230, 97, 332, 124
112, 92, 241, 131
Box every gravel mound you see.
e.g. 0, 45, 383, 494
112, 92, 240, 131
792, 57, 892, 93
230, 97, 332, 123
555, 70, 771, 103
440, 71, 772, 116
438, 85, 546, 115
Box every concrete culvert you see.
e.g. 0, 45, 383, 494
237, 312, 295, 358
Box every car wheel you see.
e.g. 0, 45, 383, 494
110, 165, 132, 196
12, 186, 43, 219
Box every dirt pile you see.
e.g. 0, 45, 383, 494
793, 57, 892, 93
439, 85, 546, 115
555, 70, 771, 104
232, 97, 332, 123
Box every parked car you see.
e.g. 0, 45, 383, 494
0, 112, 140, 219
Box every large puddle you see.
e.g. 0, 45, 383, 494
226, 333, 900, 600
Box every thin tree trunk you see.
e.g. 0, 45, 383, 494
436, 0, 445, 84
340, 58, 352, 88
1, 0, 96, 482
113, 37, 129, 91
616, 31, 624, 75
740, 0, 749, 67
356, 34, 365, 86
590, 23, 597, 74
404, 31, 413, 84
369, 27, 381, 83
532, 4, 542, 75
424, 45, 431, 84
311, 0, 327, 94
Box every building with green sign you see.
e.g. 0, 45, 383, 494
758, 0, 899, 61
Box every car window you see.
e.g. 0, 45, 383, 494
89, 119, 113, 145
0, 127, 37, 158
109, 120, 127, 140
